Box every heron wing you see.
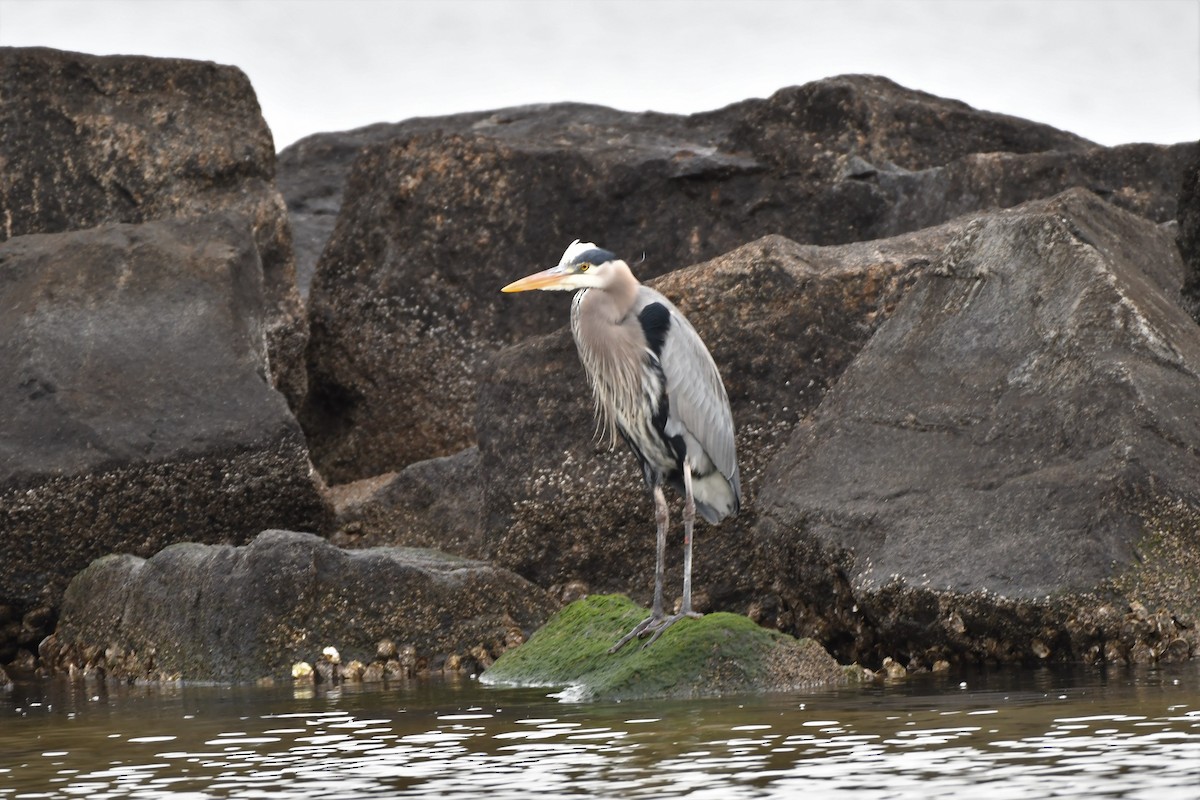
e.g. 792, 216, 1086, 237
635, 287, 740, 492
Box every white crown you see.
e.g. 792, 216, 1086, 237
559, 239, 600, 266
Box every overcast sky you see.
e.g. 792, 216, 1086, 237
2, 0, 1197, 151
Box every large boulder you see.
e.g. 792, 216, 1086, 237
477, 229, 959, 604
755, 189, 1200, 666
0, 215, 328, 661
45, 530, 556, 683
276, 114, 497, 298
292, 75, 1192, 482
0, 46, 307, 405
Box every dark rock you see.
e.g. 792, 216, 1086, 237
328, 447, 484, 558
481, 594, 853, 701
292, 75, 1190, 481
478, 230, 957, 608
0, 215, 329, 650
879, 144, 1196, 240
0, 46, 307, 405
755, 189, 1200, 665
1178, 143, 1200, 317
49, 530, 556, 683
277, 116, 497, 298
720, 76, 1095, 175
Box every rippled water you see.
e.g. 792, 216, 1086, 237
2, 663, 1198, 798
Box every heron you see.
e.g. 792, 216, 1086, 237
502, 240, 740, 651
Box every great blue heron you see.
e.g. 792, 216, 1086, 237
502, 241, 740, 651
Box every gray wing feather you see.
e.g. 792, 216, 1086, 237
635, 288, 739, 491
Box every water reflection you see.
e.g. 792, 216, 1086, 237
1, 664, 1197, 798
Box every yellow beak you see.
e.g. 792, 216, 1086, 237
501, 266, 571, 293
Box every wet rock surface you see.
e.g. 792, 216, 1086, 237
293, 76, 1192, 482
481, 594, 853, 701
44, 530, 556, 683
0, 46, 307, 405
0, 215, 328, 661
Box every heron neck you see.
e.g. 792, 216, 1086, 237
602, 259, 640, 319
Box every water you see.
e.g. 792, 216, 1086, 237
2, 664, 1198, 798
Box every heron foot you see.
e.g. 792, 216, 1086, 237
608, 610, 703, 654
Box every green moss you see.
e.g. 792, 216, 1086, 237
481, 594, 848, 701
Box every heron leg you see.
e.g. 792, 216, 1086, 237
609, 484, 669, 654
641, 462, 703, 648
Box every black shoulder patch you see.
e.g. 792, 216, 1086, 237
637, 302, 671, 357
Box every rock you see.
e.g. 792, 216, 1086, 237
481, 594, 852, 701
754, 189, 1200, 665
49, 530, 555, 683
880, 657, 908, 680
276, 116, 497, 298
1177, 143, 1200, 318
878, 144, 1195, 240
0, 215, 328, 653
291, 75, 1190, 481
327, 447, 484, 558
0, 46, 307, 405
478, 230, 957, 606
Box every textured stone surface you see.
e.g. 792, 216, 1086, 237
295, 75, 1195, 482
277, 117, 495, 298
753, 190, 1200, 665
0, 215, 328, 659
47, 530, 556, 683
759, 190, 1195, 597
1177, 142, 1200, 318
328, 447, 484, 558
0, 46, 307, 405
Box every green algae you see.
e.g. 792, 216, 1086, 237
480, 594, 852, 701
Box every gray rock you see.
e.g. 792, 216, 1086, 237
0, 215, 329, 649
292, 75, 1189, 482
0, 46, 307, 406
277, 117, 496, 298
1177, 142, 1200, 317
47, 530, 556, 683
755, 189, 1200, 665
876, 144, 1196, 239
328, 447, 484, 558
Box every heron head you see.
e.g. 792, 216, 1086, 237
501, 240, 621, 293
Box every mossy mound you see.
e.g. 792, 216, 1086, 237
480, 594, 854, 701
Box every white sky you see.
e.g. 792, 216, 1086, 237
1, 0, 1197, 151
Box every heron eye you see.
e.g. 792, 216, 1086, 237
578, 263, 591, 272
